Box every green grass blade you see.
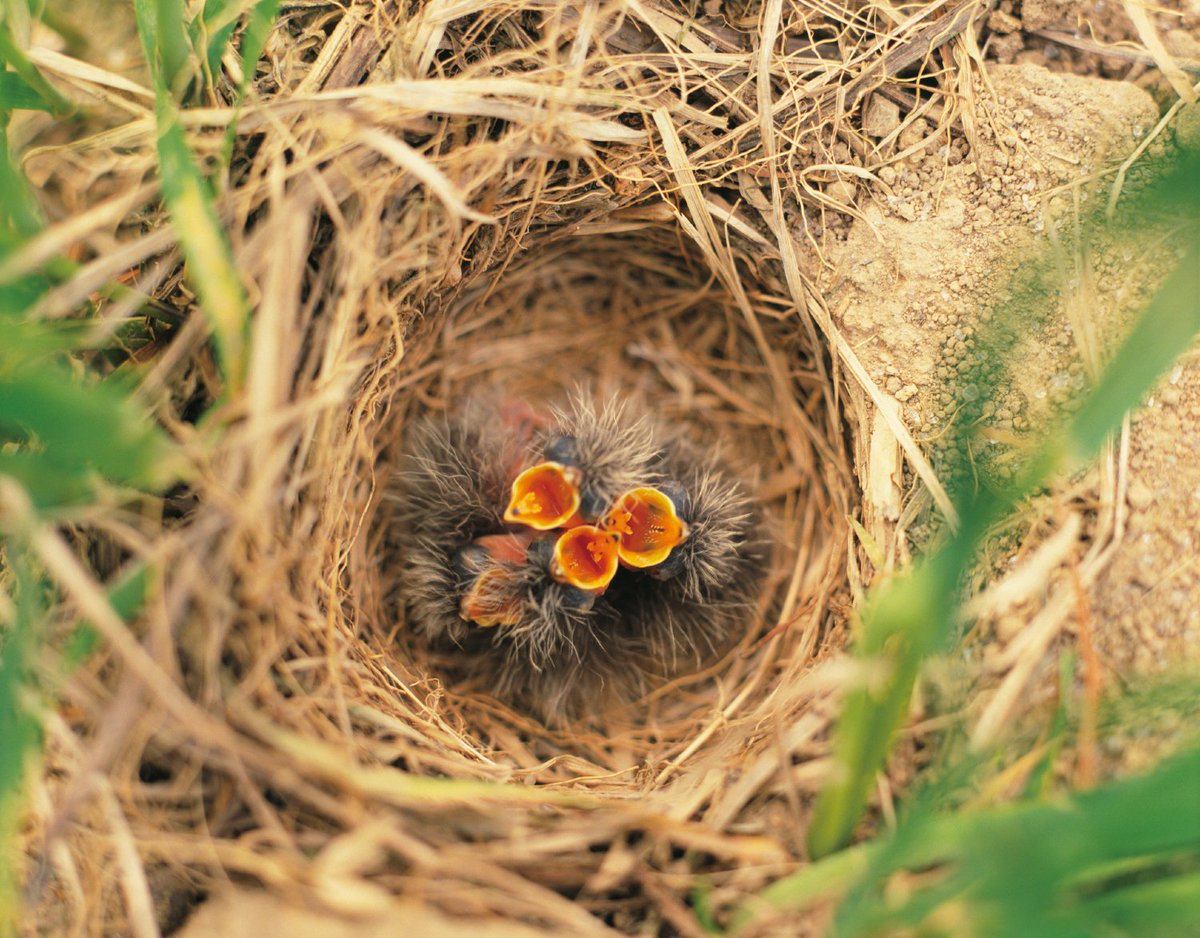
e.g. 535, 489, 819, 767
0, 16, 71, 114
0, 121, 41, 238
154, 0, 193, 93
132, 0, 195, 96
64, 563, 150, 669
0, 9, 183, 929
0, 70, 54, 111
238, 0, 280, 86
134, 0, 251, 388
731, 842, 877, 932
0, 558, 45, 935
1076, 870, 1200, 937
740, 747, 1200, 937
131, 0, 158, 74
807, 566, 955, 856
1020, 650, 1073, 800
1060, 245, 1200, 464
217, 0, 281, 169
0, 557, 150, 933
0, 360, 179, 490
197, 0, 239, 93
152, 93, 249, 385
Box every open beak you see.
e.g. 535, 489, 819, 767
601, 486, 690, 569
454, 532, 531, 627
459, 567, 524, 627
503, 461, 583, 530
550, 524, 620, 593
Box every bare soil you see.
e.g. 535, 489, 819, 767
827, 59, 1199, 761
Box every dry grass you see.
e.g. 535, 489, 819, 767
12, 1, 1010, 934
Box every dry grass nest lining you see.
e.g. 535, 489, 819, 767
18, 1, 995, 933
374, 221, 848, 732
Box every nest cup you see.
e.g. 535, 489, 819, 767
365, 218, 851, 742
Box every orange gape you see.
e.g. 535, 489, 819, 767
456, 532, 532, 627
601, 486, 689, 568
503, 462, 583, 530
459, 567, 524, 627
551, 524, 620, 592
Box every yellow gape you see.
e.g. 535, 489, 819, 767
601, 486, 689, 569
550, 524, 620, 592
503, 461, 583, 530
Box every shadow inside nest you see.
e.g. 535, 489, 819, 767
365, 223, 841, 737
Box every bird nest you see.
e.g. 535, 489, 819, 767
375, 222, 836, 723
19, 2, 986, 935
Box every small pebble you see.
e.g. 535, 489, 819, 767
1127, 482, 1154, 512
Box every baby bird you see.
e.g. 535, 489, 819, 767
531, 394, 663, 521
610, 433, 762, 671
391, 392, 761, 723
391, 400, 532, 647
601, 482, 690, 571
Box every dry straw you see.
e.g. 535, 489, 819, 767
19, 1, 989, 933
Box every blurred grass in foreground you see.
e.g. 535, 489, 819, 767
739, 745, 1200, 937
756, 147, 1200, 933
0, 3, 278, 931
808, 145, 1200, 859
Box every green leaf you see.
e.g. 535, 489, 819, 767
0, 361, 179, 491
0, 69, 54, 111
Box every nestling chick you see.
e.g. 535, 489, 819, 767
533, 394, 663, 520
391, 392, 762, 723
607, 433, 763, 669
391, 401, 533, 645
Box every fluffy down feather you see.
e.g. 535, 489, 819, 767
391, 394, 763, 723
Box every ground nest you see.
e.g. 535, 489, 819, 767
27, 0, 1191, 934
368, 223, 848, 738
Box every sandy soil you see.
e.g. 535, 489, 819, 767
826, 59, 1199, 750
